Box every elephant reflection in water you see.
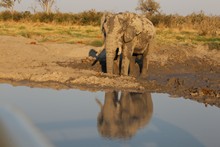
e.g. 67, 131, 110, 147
96, 91, 153, 139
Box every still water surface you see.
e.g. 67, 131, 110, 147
0, 84, 220, 147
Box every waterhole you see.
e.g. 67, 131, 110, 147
0, 84, 220, 147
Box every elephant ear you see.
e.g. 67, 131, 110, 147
123, 15, 143, 43
101, 13, 112, 34
96, 98, 103, 109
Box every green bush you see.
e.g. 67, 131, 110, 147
148, 12, 220, 36
0, 11, 13, 21
12, 11, 23, 21
78, 10, 103, 26
0, 10, 219, 36
31, 12, 55, 23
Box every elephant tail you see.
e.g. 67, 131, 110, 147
95, 98, 103, 109
92, 59, 98, 66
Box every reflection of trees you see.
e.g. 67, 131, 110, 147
96, 91, 153, 139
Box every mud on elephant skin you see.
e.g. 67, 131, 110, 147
96, 91, 153, 139
101, 12, 155, 78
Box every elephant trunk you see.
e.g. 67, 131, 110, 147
105, 37, 117, 74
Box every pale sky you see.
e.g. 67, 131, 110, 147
2, 0, 220, 15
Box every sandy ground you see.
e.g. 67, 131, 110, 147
0, 35, 220, 107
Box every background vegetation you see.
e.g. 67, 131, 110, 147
0, 0, 219, 49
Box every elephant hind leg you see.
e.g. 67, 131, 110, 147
141, 53, 149, 78
129, 56, 140, 77
135, 54, 143, 73
140, 42, 152, 78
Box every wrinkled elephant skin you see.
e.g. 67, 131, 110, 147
101, 12, 155, 78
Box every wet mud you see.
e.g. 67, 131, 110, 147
56, 56, 220, 107
0, 36, 219, 108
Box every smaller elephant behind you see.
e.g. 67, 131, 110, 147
90, 48, 142, 77
96, 91, 153, 139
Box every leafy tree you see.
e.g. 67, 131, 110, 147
0, 0, 21, 13
136, 0, 160, 16
37, 0, 55, 14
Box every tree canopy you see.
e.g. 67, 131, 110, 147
37, 0, 55, 14
136, 0, 160, 16
0, 0, 21, 13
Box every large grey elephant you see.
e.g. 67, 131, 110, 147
101, 12, 155, 78
96, 91, 153, 139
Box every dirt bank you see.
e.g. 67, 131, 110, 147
0, 35, 220, 107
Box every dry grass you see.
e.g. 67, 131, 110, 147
156, 28, 220, 49
0, 21, 219, 50
0, 21, 103, 46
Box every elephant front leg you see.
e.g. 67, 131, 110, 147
113, 56, 120, 75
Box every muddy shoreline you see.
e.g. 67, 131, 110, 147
0, 35, 220, 107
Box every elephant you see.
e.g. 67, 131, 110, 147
96, 91, 153, 139
90, 48, 143, 77
101, 12, 155, 78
